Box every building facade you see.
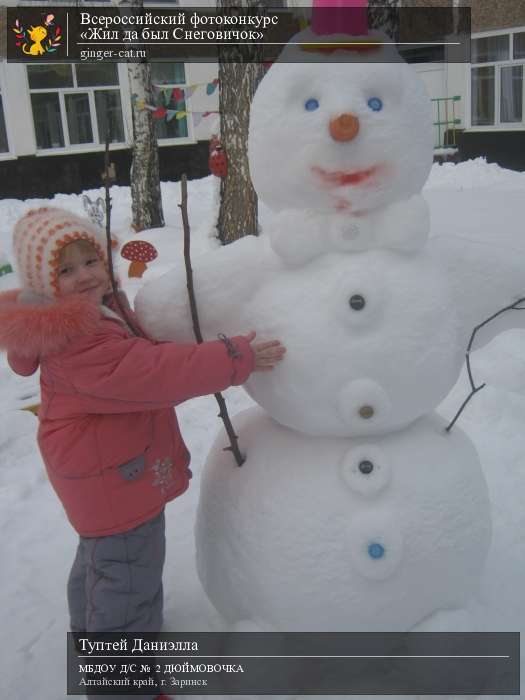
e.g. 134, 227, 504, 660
0, 6, 218, 198
459, 0, 525, 170
1, 1, 524, 201
405, 0, 525, 169
0, 58, 218, 198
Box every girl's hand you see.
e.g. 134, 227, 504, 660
244, 331, 286, 372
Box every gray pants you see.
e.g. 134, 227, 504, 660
68, 510, 166, 699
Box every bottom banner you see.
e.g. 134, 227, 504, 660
67, 632, 520, 695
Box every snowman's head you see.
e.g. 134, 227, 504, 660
248, 36, 433, 214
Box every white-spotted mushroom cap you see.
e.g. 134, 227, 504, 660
120, 240, 158, 264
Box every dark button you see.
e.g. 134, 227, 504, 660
359, 405, 374, 419
359, 460, 374, 474
349, 294, 365, 310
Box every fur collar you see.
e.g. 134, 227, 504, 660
0, 289, 102, 358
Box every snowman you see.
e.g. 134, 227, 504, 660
135, 3, 525, 637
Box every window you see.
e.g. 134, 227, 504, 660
472, 35, 509, 63
471, 66, 494, 126
514, 32, 525, 60
27, 63, 125, 150
500, 65, 523, 122
0, 87, 9, 153
150, 62, 189, 140
471, 29, 525, 128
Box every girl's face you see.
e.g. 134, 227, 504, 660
57, 241, 110, 304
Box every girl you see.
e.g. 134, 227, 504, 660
0, 206, 286, 700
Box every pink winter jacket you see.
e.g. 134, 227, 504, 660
0, 289, 254, 537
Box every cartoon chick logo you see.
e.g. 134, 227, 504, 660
12, 14, 62, 56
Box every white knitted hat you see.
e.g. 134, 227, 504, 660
12, 207, 108, 299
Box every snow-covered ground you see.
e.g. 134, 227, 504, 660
0, 157, 524, 698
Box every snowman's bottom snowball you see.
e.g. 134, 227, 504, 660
195, 408, 491, 632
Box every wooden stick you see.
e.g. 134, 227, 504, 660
179, 173, 246, 467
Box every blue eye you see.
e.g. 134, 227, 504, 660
305, 98, 319, 112
368, 97, 383, 112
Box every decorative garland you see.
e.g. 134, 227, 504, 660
131, 79, 220, 127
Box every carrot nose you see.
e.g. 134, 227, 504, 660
329, 113, 360, 142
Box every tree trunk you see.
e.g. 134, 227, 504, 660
216, 0, 264, 245
368, 0, 400, 40
128, 61, 164, 230
125, 0, 164, 231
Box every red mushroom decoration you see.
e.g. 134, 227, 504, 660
121, 240, 158, 278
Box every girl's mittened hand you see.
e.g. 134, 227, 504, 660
244, 331, 287, 372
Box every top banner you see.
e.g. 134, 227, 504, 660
6, 6, 471, 64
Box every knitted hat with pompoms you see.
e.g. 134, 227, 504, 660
12, 207, 108, 299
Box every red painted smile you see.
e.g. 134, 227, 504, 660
312, 164, 379, 187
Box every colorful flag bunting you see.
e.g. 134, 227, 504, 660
152, 106, 167, 119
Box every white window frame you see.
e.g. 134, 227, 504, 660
468, 26, 525, 131
26, 63, 130, 155
150, 62, 195, 147
0, 62, 14, 160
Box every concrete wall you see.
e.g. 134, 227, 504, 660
1, 62, 37, 157
185, 63, 220, 140
459, 130, 525, 170
0, 141, 209, 199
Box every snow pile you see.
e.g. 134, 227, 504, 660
427, 156, 525, 190
0, 158, 524, 698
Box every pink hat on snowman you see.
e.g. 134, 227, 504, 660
311, 0, 368, 37
289, 0, 386, 59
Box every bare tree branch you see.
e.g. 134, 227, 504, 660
446, 296, 525, 432
179, 174, 246, 467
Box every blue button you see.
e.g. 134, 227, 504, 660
367, 97, 383, 112
305, 98, 319, 111
368, 542, 385, 559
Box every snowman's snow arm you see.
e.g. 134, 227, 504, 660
428, 235, 525, 352
134, 235, 273, 343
